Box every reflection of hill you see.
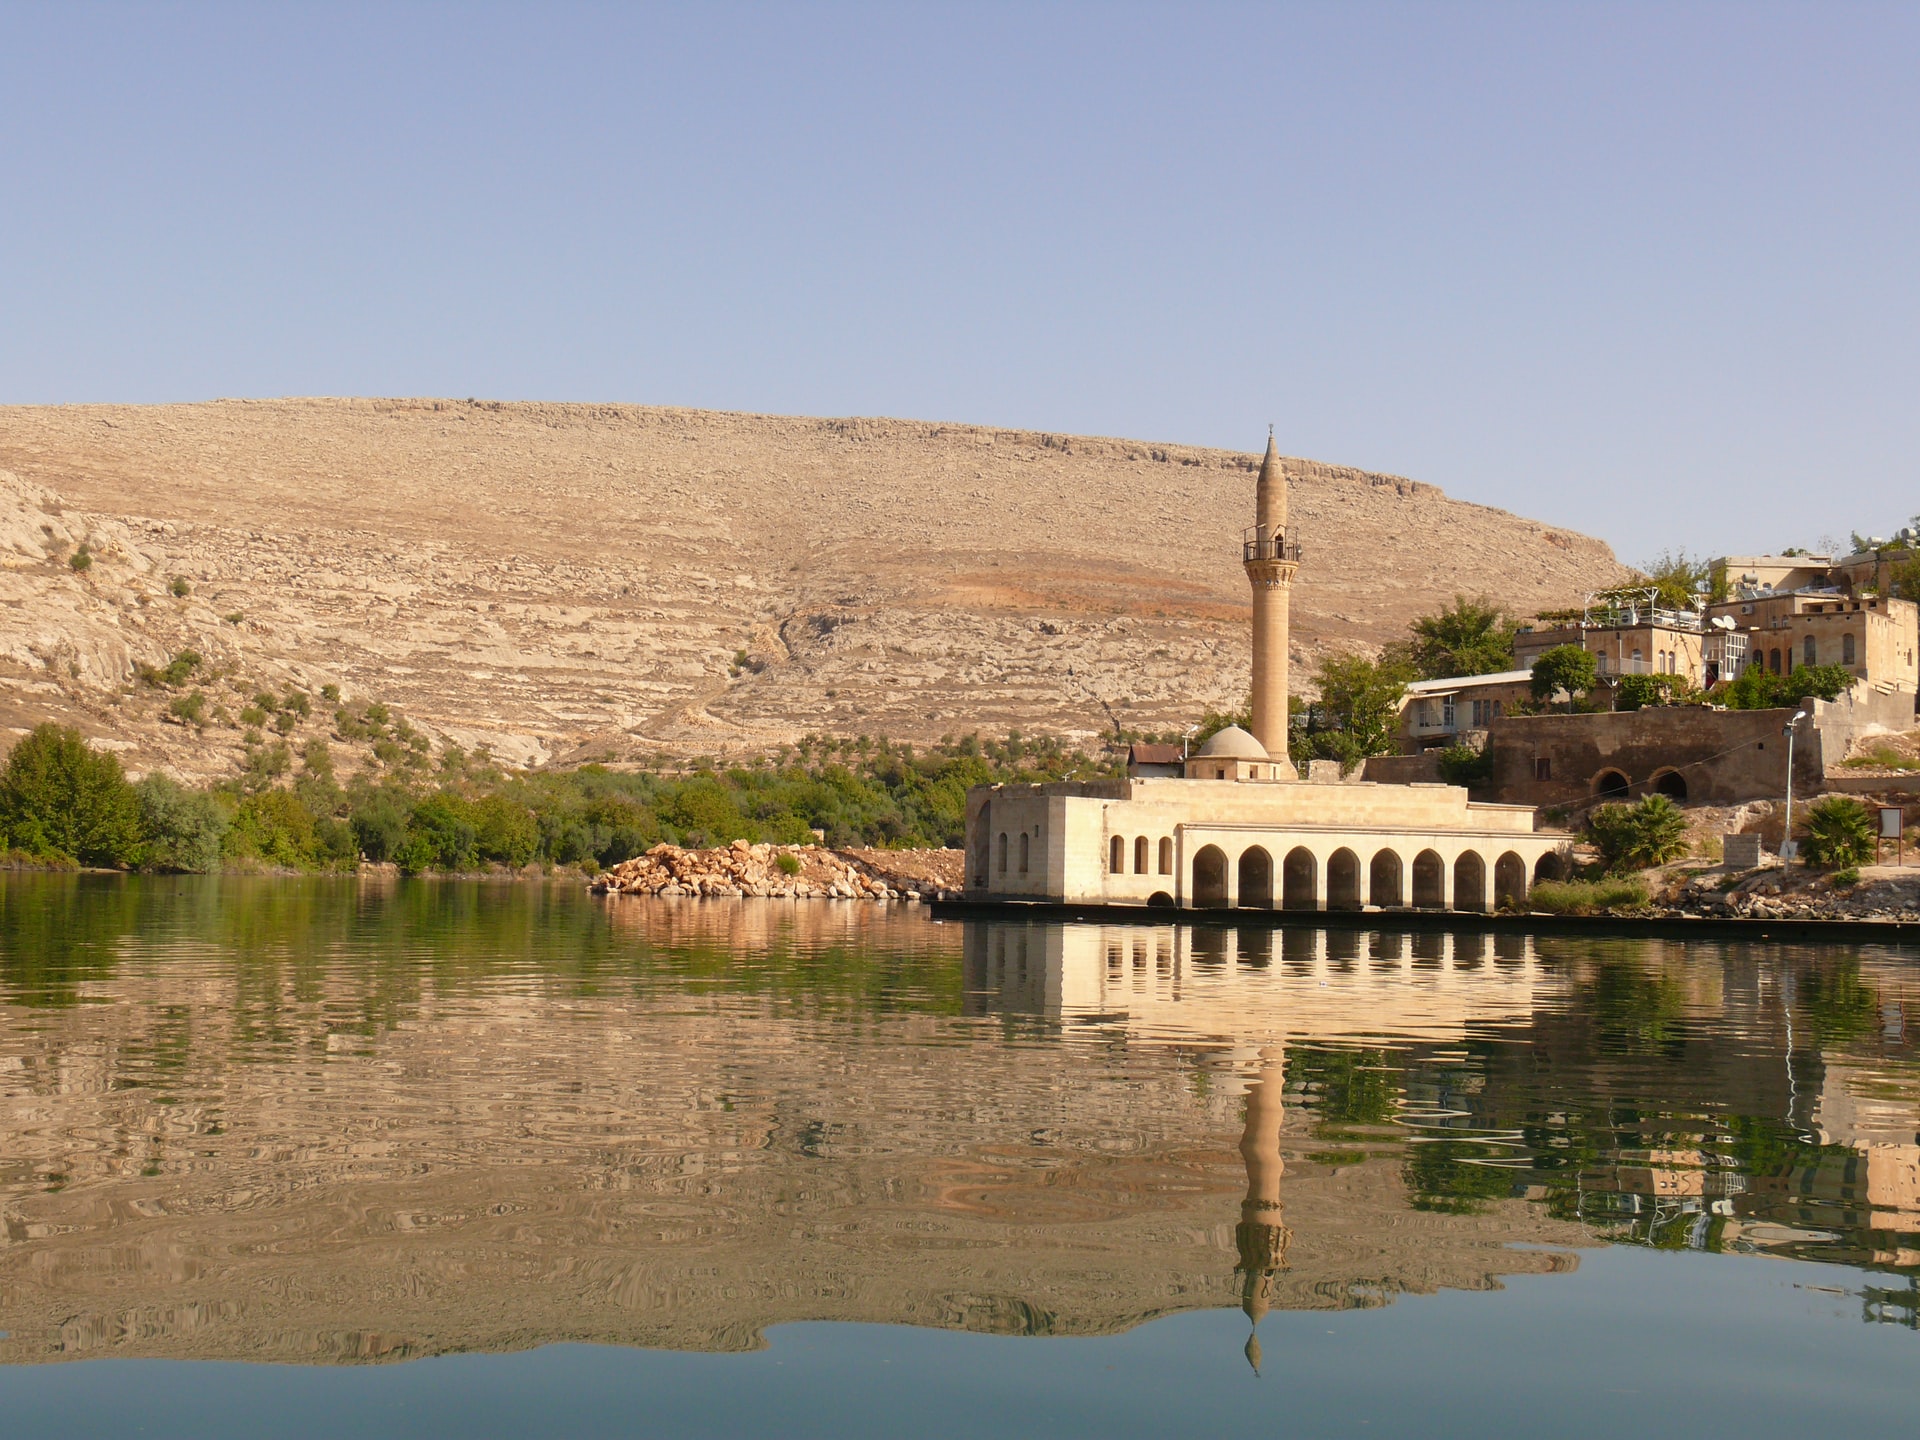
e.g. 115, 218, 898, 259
0, 884, 1594, 1366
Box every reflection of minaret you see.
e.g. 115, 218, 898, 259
1236, 1047, 1290, 1375
1244, 430, 1300, 775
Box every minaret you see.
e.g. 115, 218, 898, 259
1244, 430, 1300, 774
1235, 1048, 1290, 1374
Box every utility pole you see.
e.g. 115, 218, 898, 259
1781, 709, 1810, 863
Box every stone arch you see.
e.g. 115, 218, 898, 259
1593, 768, 1630, 800
996, 833, 1008, 873
1326, 848, 1363, 910
1453, 851, 1487, 912
1412, 849, 1446, 909
1157, 837, 1173, 875
1281, 846, 1317, 911
1534, 850, 1567, 884
1018, 832, 1030, 874
1147, 890, 1175, 908
1192, 845, 1229, 908
1494, 851, 1528, 910
1369, 849, 1404, 907
1134, 835, 1149, 874
1110, 834, 1124, 873
1238, 846, 1274, 909
1652, 768, 1688, 800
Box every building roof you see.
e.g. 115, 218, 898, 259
1127, 743, 1185, 765
1194, 725, 1270, 760
1403, 669, 1534, 696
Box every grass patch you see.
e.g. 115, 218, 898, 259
1829, 867, 1861, 888
1529, 877, 1650, 915
1843, 745, 1920, 770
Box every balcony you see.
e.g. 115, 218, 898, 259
1242, 530, 1304, 564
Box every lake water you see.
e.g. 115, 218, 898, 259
0, 874, 1913, 1437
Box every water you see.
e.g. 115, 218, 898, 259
0, 874, 1913, 1437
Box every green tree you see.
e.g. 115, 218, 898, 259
0, 724, 142, 866
1587, 794, 1690, 872
1799, 795, 1874, 867
1530, 645, 1597, 706
471, 794, 539, 867
134, 773, 229, 872
1640, 549, 1708, 609
226, 790, 320, 868
1722, 662, 1853, 711
1407, 596, 1518, 679
1303, 652, 1414, 771
1614, 673, 1692, 711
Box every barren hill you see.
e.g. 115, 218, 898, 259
0, 399, 1628, 779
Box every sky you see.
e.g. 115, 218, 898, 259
2, 2, 1916, 563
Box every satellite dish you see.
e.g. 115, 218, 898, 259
1711, 615, 1736, 630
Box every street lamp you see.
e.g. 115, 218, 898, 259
1781, 709, 1811, 863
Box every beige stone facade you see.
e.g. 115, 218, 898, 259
1514, 619, 1708, 686
1706, 591, 1918, 691
1397, 670, 1534, 752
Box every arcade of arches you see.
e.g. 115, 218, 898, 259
1187, 839, 1542, 912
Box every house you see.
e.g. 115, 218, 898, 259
1396, 671, 1535, 753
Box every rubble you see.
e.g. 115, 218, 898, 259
590, 841, 965, 902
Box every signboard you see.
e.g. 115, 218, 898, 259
1777, 841, 1799, 862
1881, 806, 1905, 839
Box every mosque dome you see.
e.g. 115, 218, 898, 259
1194, 725, 1270, 760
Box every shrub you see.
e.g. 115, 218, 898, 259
1587, 794, 1690, 871
350, 791, 411, 862
169, 576, 191, 598
134, 773, 228, 872
273, 711, 298, 734
1528, 877, 1650, 914
1800, 795, 1874, 867
320, 684, 340, 703
69, 546, 92, 572
223, 612, 244, 625
776, 851, 802, 876
1614, 673, 1692, 711
1724, 662, 1854, 711
1436, 744, 1493, 788
167, 691, 208, 726
471, 794, 539, 867
1830, 866, 1861, 888
225, 790, 319, 867
160, 650, 201, 686
238, 704, 267, 728
407, 793, 479, 871
282, 691, 311, 718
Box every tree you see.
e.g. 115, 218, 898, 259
134, 772, 228, 872
0, 724, 142, 866
1530, 645, 1597, 706
1587, 795, 1690, 872
1722, 662, 1853, 711
1799, 795, 1874, 867
1640, 550, 1708, 610
1407, 597, 1518, 679
1614, 673, 1692, 711
1302, 652, 1413, 771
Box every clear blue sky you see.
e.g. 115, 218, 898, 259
4, 3, 1916, 563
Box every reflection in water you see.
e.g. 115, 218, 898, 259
0, 874, 1915, 1370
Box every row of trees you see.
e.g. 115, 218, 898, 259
0, 723, 1116, 874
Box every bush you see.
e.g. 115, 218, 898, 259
169, 576, 191, 597
777, 851, 802, 875
1528, 877, 1650, 914
225, 789, 320, 868
1614, 673, 1692, 711
238, 704, 267, 728
134, 773, 228, 872
69, 546, 92, 571
1587, 794, 1690, 872
350, 791, 411, 862
320, 684, 340, 703
471, 794, 539, 867
407, 793, 479, 871
0, 724, 143, 866
1800, 795, 1874, 867
167, 691, 208, 726
1830, 866, 1861, 888
1723, 662, 1854, 711
1436, 744, 1493, 788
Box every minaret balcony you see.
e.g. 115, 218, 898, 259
1242, 531, 1303, 564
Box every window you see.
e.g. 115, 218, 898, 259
1110, 835, 1124, 873
1770, 649, 1782, 674
1534, 758, 1551, 781
1134, 835, 1149, 874
1596, 652, 1609, 674
996, 833, 1008, 873
1803, 635, 1816, 666
1441, 697, 1456, 729
1843, 633, 1856, 665
1158, 837, 1173, 874
1018, 832, 1030, 874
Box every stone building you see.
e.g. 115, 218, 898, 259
963, 436, 1564, 912
1396, 670, 1535, 753
1706, 590, 1918, 692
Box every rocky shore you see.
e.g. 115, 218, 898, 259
1657, 865, 1920, 923
590, 842, 966, 902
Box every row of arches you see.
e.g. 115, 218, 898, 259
1592, 767, 1688, 801
1747, 632, 1856, 675
1108, 833, 1174, 876
1188, 843, 1543, 913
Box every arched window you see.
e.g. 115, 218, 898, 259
1018, 832, 1030, 874
1770, 648, 1782, 674
1134, 835, 1149, 874
996, 833, 1008, 873
1843, 633, 1856, 665
1110, 835, 1124, 873
1803, 634, 1816, 666
1157, 837, 1173, 874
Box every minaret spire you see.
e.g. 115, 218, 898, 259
1243, 432, 1299, 774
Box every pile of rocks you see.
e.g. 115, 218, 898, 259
590, 841, 964, 902
1663, 869, 1920, 923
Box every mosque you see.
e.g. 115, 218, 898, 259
962, 434, 1568, 911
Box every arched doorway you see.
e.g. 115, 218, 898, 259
1192, 845, 1229, 909
1282, 847, 1318, 910
1653, 769, 1688, 800
1238, 846, 1274, 909
1157, 837, 1173, 874
1453, 851, 1487, 912
1110, 835, 1124, 873
1327, 848, 1362, 910
1134, 835, 1150, 873
1369, 849, 1404, 907
1534, 850, 1566, 885
1412, 849, 1446, 908
1593, 769, 1630, 800
1494, 851, 1527, 910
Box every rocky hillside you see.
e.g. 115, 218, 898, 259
0, 399, 1629, 780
